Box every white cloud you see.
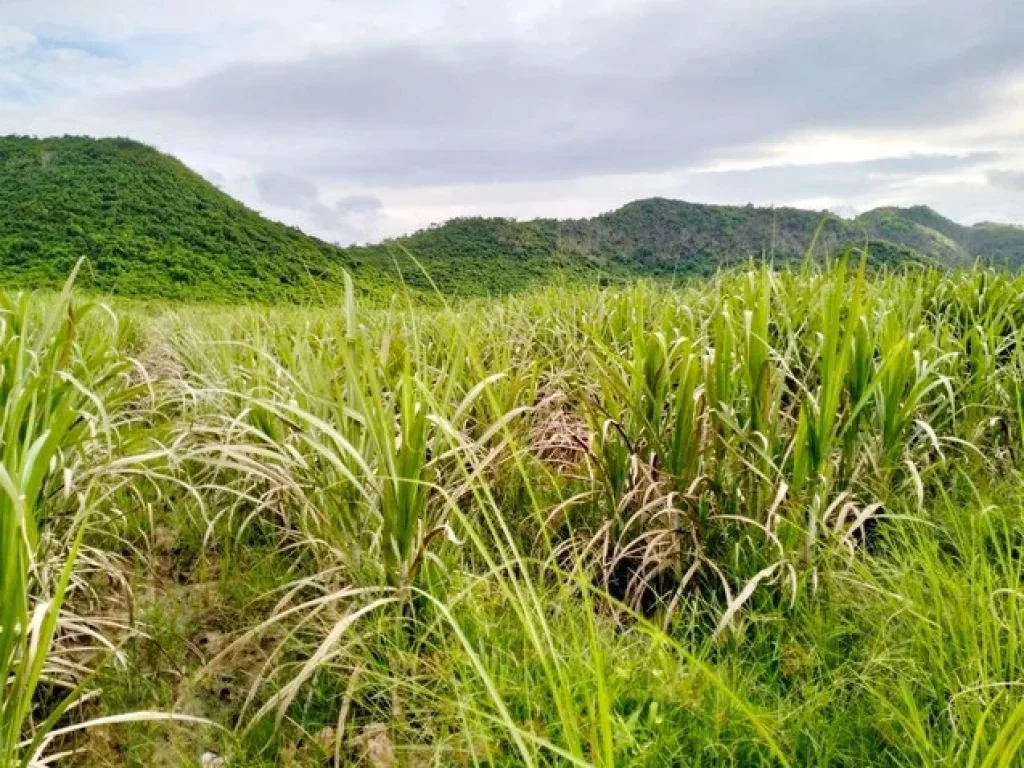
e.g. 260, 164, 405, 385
989, 170, 1024, 192
2, 0, 1024, 242
0, 25, 36, 56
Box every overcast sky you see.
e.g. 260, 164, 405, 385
2, 0, 1023, 244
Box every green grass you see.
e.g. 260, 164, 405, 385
5, 262, 1024, 766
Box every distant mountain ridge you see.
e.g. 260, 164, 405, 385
3, 135, 1024, 302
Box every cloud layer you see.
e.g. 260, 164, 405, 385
3, 0, 1024, 241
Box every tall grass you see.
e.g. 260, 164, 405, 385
0, 272, 132, 766
0, 275, 215, 767
11, 263, 1024, 766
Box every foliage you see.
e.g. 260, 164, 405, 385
0, 271, 136, 767
5, 137, 1024, 305
858, 204, 1024, 268
349, 216, 636, 296
0, 136, 372, 303
9, 263, 1024, 766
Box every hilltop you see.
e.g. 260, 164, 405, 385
0, 136, 377, 302
3, 136, 1024, 301
557, 198, 1024, 275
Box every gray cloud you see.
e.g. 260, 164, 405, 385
988, 170, 1024, 191
248, 168, 383, 242
309, 194, 383, 244
335, 194, 382, 215
9, 0, 1022, 237
688, 153, 1003, 201
202, 168, 226, 187
254, 170, 318, 208
110, 0, 1024, 188
853, 153, 1004, 175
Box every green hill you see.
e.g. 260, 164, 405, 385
854, 205, 1024, 268
561, 199, 859, 276
0, 136, 380, 302
3, 135, 1024, 302
347, 216, 630, 296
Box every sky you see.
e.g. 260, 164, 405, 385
2, 0, 1023, 244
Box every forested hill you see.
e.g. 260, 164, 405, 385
3, 135, 1024, 302
0, 136, 371, 302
